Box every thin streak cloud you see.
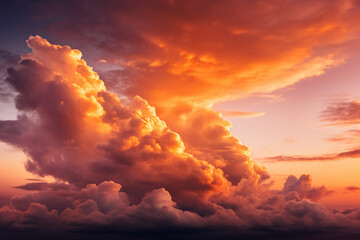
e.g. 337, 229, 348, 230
218, 110, 265, 118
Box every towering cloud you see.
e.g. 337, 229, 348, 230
0, 37, 360, 238
29, 1, 360, 198
1, 36, 247, 212
1, 0, 360, 238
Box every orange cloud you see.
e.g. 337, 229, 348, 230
217, 110, 265, 118
1, 0, 360, 237
38, 0, 360, 109
30, 4, 360, 203
346, 186, 360, 191
1, 36, 360, 237
3, 36, 262, 212
36, 2, 360, 184
282, 175, 331, 201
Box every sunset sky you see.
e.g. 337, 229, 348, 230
1, 0, 360, 239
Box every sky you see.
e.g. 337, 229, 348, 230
1, 0, 360, 239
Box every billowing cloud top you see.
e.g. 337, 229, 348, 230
0, 36, 360, 239
2, 36, 268, 212
1, 0, 360, 238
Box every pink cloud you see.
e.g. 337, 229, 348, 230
1, 36, 241, 213
0, 36, 359, 239
282, 175, 331, 201
38, 0, 360, 108
262, 147, 360, 162
321, 100, 360, 125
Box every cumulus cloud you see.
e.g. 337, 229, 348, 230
1, 36, 360, 238
0, 179, 358, 240
29, 2, 360, 197
0, 180, 352, 232
282, 175, 331, 201
157, 105, 269, 185
14, 182, 72, 191
2, 36, 245, 213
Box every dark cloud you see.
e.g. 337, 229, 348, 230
0, 50, 19, 102
282, 175, 331, 201
0, 118, 28, 143
0, 180, 356, 238
0, 35, 360, 239
345, 186, 360, 191
24, 0, 360, 108
14, 182, 73, 191
0, 195, 11, 208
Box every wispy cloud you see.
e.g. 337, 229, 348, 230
217, 110, 265, 118
262, 147, 360, 162
1, 0, 360, 236
321, 100, 360, 126
346, 186, 360, 192
327, 129, 360, 144
37, 0, 359, 107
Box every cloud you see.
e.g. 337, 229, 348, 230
25, 178, 45, 182
217, 110, 265, 118
1, 36, 261, 213
28, 0, 359, 109
320, 100, 360, 125
345, 186, 360, 191
28, 2, 360, 197
0, 50, 19, 102
262, 147, 360, 162
157, 105, 269, 185
14, 182, 72, 191
1, 0, 360, 236
0, 179, 354, 235
327, 129, 360, 144
1, 36, 360, 238
282, 175, 331, 201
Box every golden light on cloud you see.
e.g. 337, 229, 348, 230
1, 1, 360, 239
